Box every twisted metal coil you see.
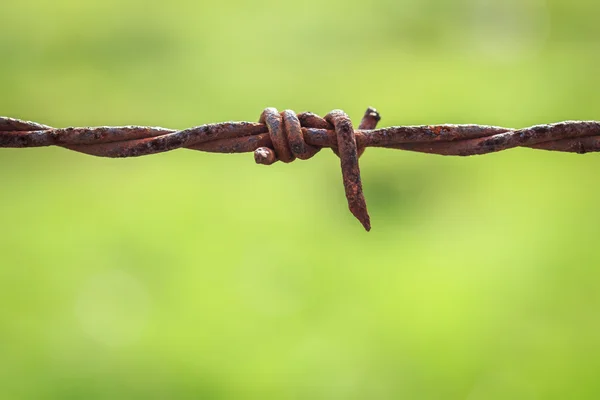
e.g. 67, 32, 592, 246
2, 107, 599, 231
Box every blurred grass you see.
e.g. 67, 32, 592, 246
2, 0, 600, 398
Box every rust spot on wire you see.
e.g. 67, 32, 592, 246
2, 108, 600, 231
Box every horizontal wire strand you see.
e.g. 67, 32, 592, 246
2, 109, 598, 230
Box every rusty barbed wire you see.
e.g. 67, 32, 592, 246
2, 107, 600, 231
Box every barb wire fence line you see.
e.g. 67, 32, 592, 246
2, 107, 600, 231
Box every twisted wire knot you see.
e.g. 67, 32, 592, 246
254, 108, 322, 165
253, 107, 380, 165
252, 107, 380, 231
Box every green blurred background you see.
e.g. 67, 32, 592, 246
2, 0, 600, 398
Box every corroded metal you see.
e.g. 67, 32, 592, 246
2, 109, 600, 231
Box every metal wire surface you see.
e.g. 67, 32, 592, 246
2, 107, 599, 231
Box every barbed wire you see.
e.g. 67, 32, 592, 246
2, 107, 600, 231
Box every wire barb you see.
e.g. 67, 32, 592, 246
2, 108, 600, 231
